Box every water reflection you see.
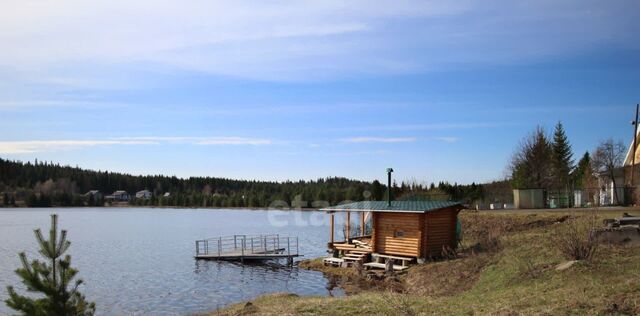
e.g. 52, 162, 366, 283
0, 208, 343, 315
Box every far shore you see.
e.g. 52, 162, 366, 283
0, 204, 323, 211
2, 204, 639, 214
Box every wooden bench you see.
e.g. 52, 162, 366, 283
363, 262, 409, 271
323, 257, 344, 266
371, 253, 414, 267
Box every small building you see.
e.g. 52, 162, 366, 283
83, 190, 102, 200
513, 189, 545, 209
597, 168, 625, 206
105, 190, 129, 202
163, 192, 171, 198
321, 200, 463, 262
135, 190, 152, 200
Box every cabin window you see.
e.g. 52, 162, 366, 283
394, 230, 405, 238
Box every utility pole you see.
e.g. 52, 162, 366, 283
632, 104, 639, 188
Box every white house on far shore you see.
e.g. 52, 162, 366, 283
136, 190, 152, 200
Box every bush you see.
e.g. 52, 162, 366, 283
553, 214, 599, 261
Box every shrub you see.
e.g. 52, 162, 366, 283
381, 290, 416, 316
553, 214, 599, 261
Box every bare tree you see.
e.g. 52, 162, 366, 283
592, 139, 626, 204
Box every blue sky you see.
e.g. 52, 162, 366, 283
0, 1, 639, 184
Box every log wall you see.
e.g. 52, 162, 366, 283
373, 212, 423, 257
424, 208, 458, 257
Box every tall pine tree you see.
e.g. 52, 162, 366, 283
551, 121, 574, 190
511, 126, 554, 189
572, 152, 593, 189
5, 214, 95, 315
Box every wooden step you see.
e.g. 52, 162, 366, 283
343, 257, 364, 262
333, 243, 357, 250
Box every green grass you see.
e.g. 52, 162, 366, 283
208, 209, 640, 315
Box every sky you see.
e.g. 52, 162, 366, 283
0, 0, 639, 184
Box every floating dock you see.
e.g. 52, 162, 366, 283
195, 234, 300, 264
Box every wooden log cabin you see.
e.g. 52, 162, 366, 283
321, 201, 463, 265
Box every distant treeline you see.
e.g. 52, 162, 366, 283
0, 157, 499, 208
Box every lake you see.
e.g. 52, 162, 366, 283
0, 208, 345, 315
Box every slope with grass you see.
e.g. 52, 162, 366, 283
207, 209, 640, 315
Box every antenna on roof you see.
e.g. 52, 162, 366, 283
386, 168, 394, 206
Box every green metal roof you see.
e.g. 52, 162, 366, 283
320, 200, 463, 213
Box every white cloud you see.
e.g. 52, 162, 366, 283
114, 136, 272, 145
0, 137, 273, 154
340, 137, 417, 143
0, 100, 127, 109
334, 122, 510, 132
0, 1, 636, 84
0, 140, 156, 154
432, 136, 459, 143
194, 137, 272, 145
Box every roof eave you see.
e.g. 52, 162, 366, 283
320, 205, 463, 213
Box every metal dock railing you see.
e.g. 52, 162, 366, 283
195, 234, 299, 264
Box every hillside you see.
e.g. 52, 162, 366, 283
0, 158, 380, 207
0, 158, 498, 208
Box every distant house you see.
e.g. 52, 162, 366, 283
136, 190, 152, 200
593, 130, 640, 206
163, 192, 171, 198
84, 190, 103, 200
597, 168, 626, 206
105, 190, 130, 202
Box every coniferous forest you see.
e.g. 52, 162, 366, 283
0, 157, 490, 208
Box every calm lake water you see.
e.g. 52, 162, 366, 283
0, 208, 344, 315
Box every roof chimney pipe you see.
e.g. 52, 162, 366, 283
386, 168, 394, 207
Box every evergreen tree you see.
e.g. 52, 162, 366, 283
551, 121, 574, 190
370, 180, 383, 200
572, 152, 593, 189
3, 192, 8, 206
5, 214, 95, 315
511, 127, 554, 189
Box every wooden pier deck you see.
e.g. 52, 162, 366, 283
195, 234, 300, 264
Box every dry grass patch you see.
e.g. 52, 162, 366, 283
298, 258, 403, 294
405, 253, 493, 297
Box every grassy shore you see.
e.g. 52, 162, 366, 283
207, 209, 640, 315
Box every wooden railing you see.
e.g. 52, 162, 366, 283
195, 234, 299, 257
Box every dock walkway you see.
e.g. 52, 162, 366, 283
195, 234, 299, 264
